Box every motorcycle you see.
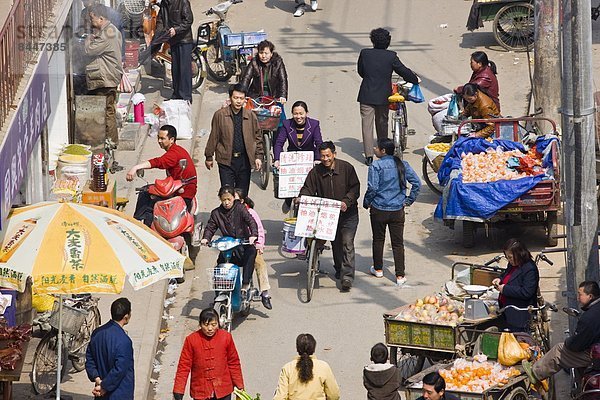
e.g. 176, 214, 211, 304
563, 307, 600, 399
206, 237, 260, 331
142, 0, 207, 90
135, 160, 201, 262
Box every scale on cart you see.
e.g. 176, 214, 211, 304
462, 285, 491, 320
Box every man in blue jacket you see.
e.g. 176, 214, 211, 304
523, 281, 600, 387
86, 297, 134, 399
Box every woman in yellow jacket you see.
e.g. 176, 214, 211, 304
273, 334, 341, 400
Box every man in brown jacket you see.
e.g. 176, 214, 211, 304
205, 84, 264, 196
84, 4, 123, 145
298, 141, 360, 291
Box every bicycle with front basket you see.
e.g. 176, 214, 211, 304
31, 294, 101, 395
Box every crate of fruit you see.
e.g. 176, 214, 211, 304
384, 294, 497, 355
403, 356, 526, 400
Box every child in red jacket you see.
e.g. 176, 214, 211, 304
173, 308, 244, 400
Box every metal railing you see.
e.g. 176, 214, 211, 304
0, 0, 56, 131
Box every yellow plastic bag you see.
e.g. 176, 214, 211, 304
32, 294, 55, 313
498, 332, 530, 366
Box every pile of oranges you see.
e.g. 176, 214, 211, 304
461, 148, 532, 183
438, 359, 521, 393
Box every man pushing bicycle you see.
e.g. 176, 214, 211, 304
297, 141, 360, 292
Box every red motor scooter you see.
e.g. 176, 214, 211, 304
135, 160, 202, 258
563, 307, 600, 399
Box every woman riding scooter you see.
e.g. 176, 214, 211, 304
201, 186, 258, 293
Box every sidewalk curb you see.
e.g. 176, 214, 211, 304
130, 83, 206, 400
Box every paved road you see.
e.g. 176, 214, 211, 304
151, 1, 575, 400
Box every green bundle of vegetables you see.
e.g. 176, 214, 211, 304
233, 388, 261, 400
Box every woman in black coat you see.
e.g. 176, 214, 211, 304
239, 40, 288, 103
492, 238, 540, 332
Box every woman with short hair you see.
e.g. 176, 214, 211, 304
239, 40, 288, 105
492, 238, 540, 332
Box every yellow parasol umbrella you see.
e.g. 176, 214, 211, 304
0, 201, 185, 398
0, 201, 184, 293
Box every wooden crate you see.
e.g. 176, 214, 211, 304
384, 306, 458, 352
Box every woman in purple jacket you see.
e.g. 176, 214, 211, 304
273, 101, 323, 212
273, 101, 323, 168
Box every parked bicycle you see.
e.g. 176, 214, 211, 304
31, 294, 101, 395
199, 0, 266, 82
144, 0, 207, 90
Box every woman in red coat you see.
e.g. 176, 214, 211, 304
455, 51, 500, 112
173, 308, 244, 400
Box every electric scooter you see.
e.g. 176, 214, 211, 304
206, 237, 260, 332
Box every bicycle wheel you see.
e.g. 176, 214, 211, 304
493, 3, 534, 52
389, 347, 425, 384
306, 239, 319, 303
259, 131, 271, 190
422, 156, 443, 195
392, 105, 408, 155
191, 49, 206, 90
203, 40, 233, 82
214, 300, 231, 332
32, 331, 69, 395
400, 103, 408, 151
71, 306, 102, 372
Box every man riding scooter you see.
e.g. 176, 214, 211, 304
523, 281, 600, 390
126, 124, 199, 261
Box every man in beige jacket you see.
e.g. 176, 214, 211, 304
205, 83, 264, 196
84, 4, 123, 145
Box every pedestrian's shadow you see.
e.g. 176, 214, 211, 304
264, 0, 295, 12
140, 75, 173, 100
335, 137, 365, 164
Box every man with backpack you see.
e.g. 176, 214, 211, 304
363, 138, 421, 287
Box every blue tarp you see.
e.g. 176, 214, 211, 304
434, 136, 558, 221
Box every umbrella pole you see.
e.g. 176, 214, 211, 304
56, 295, 62, 400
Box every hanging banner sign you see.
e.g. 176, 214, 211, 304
0, 52, 51, 230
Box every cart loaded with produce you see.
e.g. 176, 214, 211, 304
403, 330, 550, 399
385, 257, 553, 399
384, 258, 507, 380
432, 117, 560, 248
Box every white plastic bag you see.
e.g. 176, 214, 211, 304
161, 100, 193, 139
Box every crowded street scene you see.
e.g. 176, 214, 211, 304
1, 0, 600, 399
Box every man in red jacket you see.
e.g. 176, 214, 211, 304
126, 124, 197, 226
173, 308, 244, 400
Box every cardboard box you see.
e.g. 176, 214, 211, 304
82, 179, 116, 208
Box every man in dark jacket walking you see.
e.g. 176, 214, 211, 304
298, 141, 360, 291
357, 28, 418, 165
156, 0, 194, 101
363, 343, 401, 400
523, 281, 600, 385
205, 84, 264, 196
86, 298, 134, 399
